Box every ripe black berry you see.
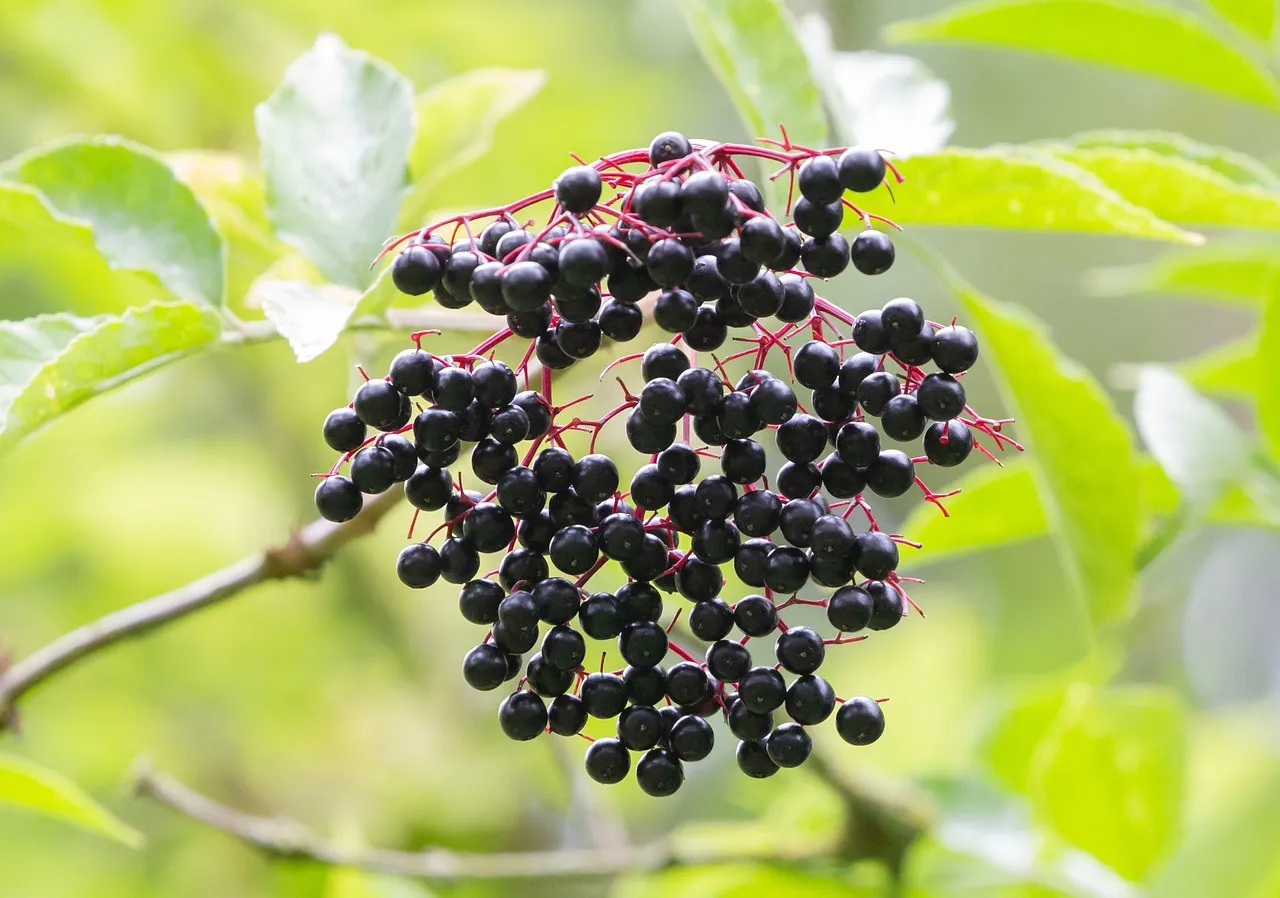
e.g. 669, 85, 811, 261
775, 626, 825, 675
785, 674, 836, 725
779, 498, 823, 548
585, 737, 631, 784
838, 147, 886, 193
865, 450, 916, 498
793, 196, 844, 238
798, 154, 844, 203
881, 394, 927, 441
748, 378, 798, 426
764, 546, 810, 593
734, 489, 782, 538
689, 599, 735, 641
322, 408, 367, 453
766, 723, 812, 767
541, 625, 586, 671
828, 585, 873, 632
682, 306, 728, 351
350, 445, 396, 494
657, 442, 701, 483
852, 310, 891, 354
857, 371, 901, 417
836, 421, 881, 467
820, 454, 866, 499
526, 653, 573, 697
836, 696, 886, 745
776, 415, 828, 464
924, 420, 974, 467
498, 690, 547, 741
740, 216, 787, 265
654, 289, 699, 333
617, 581, 663, 622
396, 543, 442, 588
867, 580, 905, 630
801, 233, 849, 278
810, 514, 855, 561
736, 739, 779, 778
681, 170, 730, 217
498, 547, 548, 590
669, 715, 714, 762
733, 539, 772, 588
579, 592, 625, 640
392, 245, 443, 295
733, 594, 779, 637
931, 325, 980, 373
705, 640, 751, 683
777, 461, 822, 500
554, 165, 602, 214
776, 272, 815, 321
794, 341, 840, 390
676, 555, 723, 601
463, 644, 509, 691
738, 666, 786, 713
917, 373, 967, 421
649, 130, 693, 167
619, 620, 668, 667
618, 704, 666, 751
636, 748, 683, 797
315, 476, 363, 522
851, 231, 895, 275
582, 673, 629, 719
549, 524, 599, 575
548, 694, 588, 736
354, 379, 407, 432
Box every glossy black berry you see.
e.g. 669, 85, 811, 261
548, 694, 588, 736
776, 271, 815, 321
766, 722, 812, 768
821, 454, 866, 499
866, 450, 915, 498
498, 690, 547, 741
617, 581, 663, 623
867, 580, 905, 631
581, 673, 629, 719
764, 546, 809, 593
439, 537, 481, 584
315, 476, 363, 522
622, 533, 673, 582
554, 165, 602, 214
396, 543, 442, 588
681, 169, 730, 217
353, 379, 407, 432
349, 445, 395, 494
793, 341, 839, 390
775, 626, 825, 675
793, 196, 844, 238
462, 644, 509, 691
786, 674, 836, 725
322, 407, 367, 453
669, 715, 714, 762
837, 696, 886, 745
579, 592, 625, 640
585, 737, 631, 783
851, 230, 895, 275
740, 216, 787, 265
620, 620, 668, 667
777, 461, 822, 500
733, 539, 773, 589
779, 498, 823, 548
689, 599, 734, 641
810, 514, 855, 562
733, 594, 778, 637
748, 378, 798, 427
917, 373, 967, 421
797, 153, 844, 203
881, 394, 927, 441
649, 131, 693, 167
571, 454, 619, 504
828, 585, 873, 632
705, 640, 751, 683
498, 547, 548, 591
852, 310, 890, 355
391, 245, 442, 295
663, 662, 711, 706
836, 421, 881, 467
924, 420, 974, 467
736, 740, 779, 778
548, 524, 598, 575
734, 489, 782, 538
526, 653, 573, 696
457, 579, 503, 625
855, 530, 900, 580
657, 443, 701, 484
931, 325, 980, 374
615, 704, 664, 751
838, 147, 886, 192
676, 555, 723, 601
728, 699, 774, 741
776, 414, 828, 464
636, 748, 683, 797
801, 233, 849, 278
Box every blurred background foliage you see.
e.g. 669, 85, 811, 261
2, 0, 1280, 896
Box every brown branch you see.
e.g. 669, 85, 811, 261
0, 488, 405, 730
131, 759, 915, 882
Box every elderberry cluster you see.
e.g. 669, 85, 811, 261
309, 131, 1016, 796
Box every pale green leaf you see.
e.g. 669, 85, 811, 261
255, 34, 415, 289
1086, 243, 1280, 304
925, 255, 1141, 627
400, 68, 545, 228
166, 150, 285, 306
1177, 335, 1257, 401
1204, 0, 1276, 42
1053, 130, 1280, 188
677, 0, 828, 166
614, 864, 877, 898
0, 302, 220, 455
1042, 146, 1280, 228
901, 463, 1047, 567
885, 0, 1280, 108
0, 753, 143, 848
892, 148, 1201, 243
1259, 285, 1280, 461
1, 136, 225, 305
1031, 685, 1186, 881
1135, 366, 1249, 509
258, 279, 375, 364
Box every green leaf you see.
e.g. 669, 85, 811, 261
1204, 0, 1276, 42
901, 463, 1047, 567
1259, 285, 1280, 461
1052, 129, 1280, 188
0, 301, 219, 455
258, 279, 383, 364
1030, 685, 1186, 881
1040, 146, 1280, 228
1177, 335, 1257, 400
400, 68, 545, 228
256, 34, 415, 289
1, 136, 226, 305
614, 864, 877, 898
1135, 366, 1249, 510
924, 254, 1141, 628
1086, 243, 1280, 305
677, 0, 828, 157
892, 147, 1201, 243
0, 753, 143, 848
885, 0, 1280, 109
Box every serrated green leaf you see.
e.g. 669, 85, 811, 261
1204, 0, 1276, 41
1053, 130, 1280, 188
886, 0, 1280, 108
1, 136, 225, 305
1031, 685, 1186, 881
166, 150, 284, 306
0, 301, 220, 455
1259, 284, 1280, 461
892, 147, 1201, 243
923, 254, 1140, 628
1177, 335, 1257, 400
400, 68, 545, 229
902, 463, 1047, 567
256, 34, 415, 289
1086, 243, 1280, 304
678, 0, 828, 208
1135, 366, 1249, 510
0, 753, 143, 848
1042, 145, 1280, 228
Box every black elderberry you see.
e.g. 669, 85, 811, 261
322, 407, 367, 454
777, 461, 822, 500
809, 552, 852, 588
735, 667, 784, 714
527, 653, 573, 696
855, 530, 900, 580
391, 244, 442, 295
682, 306, 729, 352
865, 450, 915, 498
877, 297, 921, 338
776, 415, 828, 464
785, 674, 836, 725
634, 179, 681, 228
852, 310, 891, 355
536, 330, 577, 370
572, 454, 620, 504
579, 592, 625, 639
793, 196, 844, 238
851, 231, 895, 275
669, 715, 714, 762
636, 748, 683, 797
639, 343, 687, 383
582, 673, 629, 719
881, 394, 927, 441
541, 626, 587, 672
794, 341, 840, 390
736, 271, 785, 318
495, 464, 543, 515
779, 498, 823, 548
837, 696, 886, 745
716, 392, 760, 441
695, 475, 738, 519
689, 599, 735, 641
517, 511, 555, 553
625, 410, 677, 454
653, 288, 698, 333
638, 378, 687, 426
315, 476, 363, 522
693, 518, 741, 564
924, 420, 974, 467
917, 373, 967, 421
554, 164, 602, 214
733, 488, 782, 538
810, 514, 855, 561
867, 580, 905, 631
740, 216, 787, 266
444, 489, 482, 535
498, 547, 548, 591
649, 130, 693, 166
622, 533, 672, 582
487, 404, 528, 444
684, 256, 725, 303
554, 285, 603, 324
657, 442, 701, 483
616, 705, 664, 751
836, 421, 881, 467
820, 454, 866, 499
681, 170, 730, 218
462, 644, 509, 691
457, 579, 503, 625
620, 620, 668, 667
498, 589, 540, 632
775, 626, 825, 676
733, 594, 779, 637
533, 446, 574, 492
776, 272, 815, 322
418, 442, 460, 468
645, 239, 694, 288
838, 147, 886, 193
470, 439, 518, 486
350, 445, 396, 494
931, 325, 979, 373
856, 371, 900, 417
498, 690, 547, 741
353, 379, 407, 432
619, 667, 664, 708
736, 739, 779, 778
666, 662, 713, 706
676, 555, 723, 601
705, 640, 752, 683
585, 737, 631, 784
733, 539, 773, 589
827, 585, 873, 632
495, 228, 533, 259
441, 250, 481, 299
548, 524, 598, 575
889, 321, 936, 366
811, 385, 856, 423
553, 320, 601, 360
530, 577, 578, 626
617, 581, 663, 622
766, 722, 812, 768
801, 233, 850, 279
766, 546, 810, 593
548, 694, 588, 736
469, 262, 507, 314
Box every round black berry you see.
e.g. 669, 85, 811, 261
462, 643, 509, 691
828, 585, 873, 632
924, 420, 974, 467
838, 147, 886, 193
733, 594, 779, 637
315, 476, 363, 522
836, 696, 886, 745
548, 694, 588, 736
396, 543, 442, 588
689, 599, 735, 641
738, 666, 786, 713
579, 592, 625, 640
669, 714, 714, 762
931, 325, 980, 374
867, 580, 905, 631
775, 626, 825, 675
636, 747, 683, 797
766, 722, 812, 768
865, 450, 915, 498
736, 739, 779, 778
785, 674, 836, 725
619, 620, 668, 667
585, 737, 631, 783
498, 690, 547, 741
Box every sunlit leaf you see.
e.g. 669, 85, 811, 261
0, 753, 143, 848
1204, 0, 1276, 42
885, 0, 1280, 109
902, 463, 1047, 566
258, 278, 381, 364
1, 136, 225, 305
892, 148, 1200, 243
1259, 285, 1280, 462
1053, 130, 1280, 188
400, 68, 546, 229
0, 301, 220, 455
1086, 243, 1279, 305
256, 34, 415, 289
1031, 685, 1186, 880
924, 254, 1140, 628
1176, 335, 1256, 400
614, 864, 877, 898
678, 0, 828, 200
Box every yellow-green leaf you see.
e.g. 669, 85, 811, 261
925, 254, 1141, 627
1054, 129, 1280, 188
0, 753, 143, 848
886, 0, 1280, 109
0, 301, 220, 455
892, 147, 1200, 243
400, 68, 545, 229
1259, 285, 1280, 461
1205, 0, 1276, 42
1177, 335, 1257, 401
1087, 243, 1280, 305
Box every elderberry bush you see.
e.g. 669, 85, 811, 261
310, 131, 1019, 796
